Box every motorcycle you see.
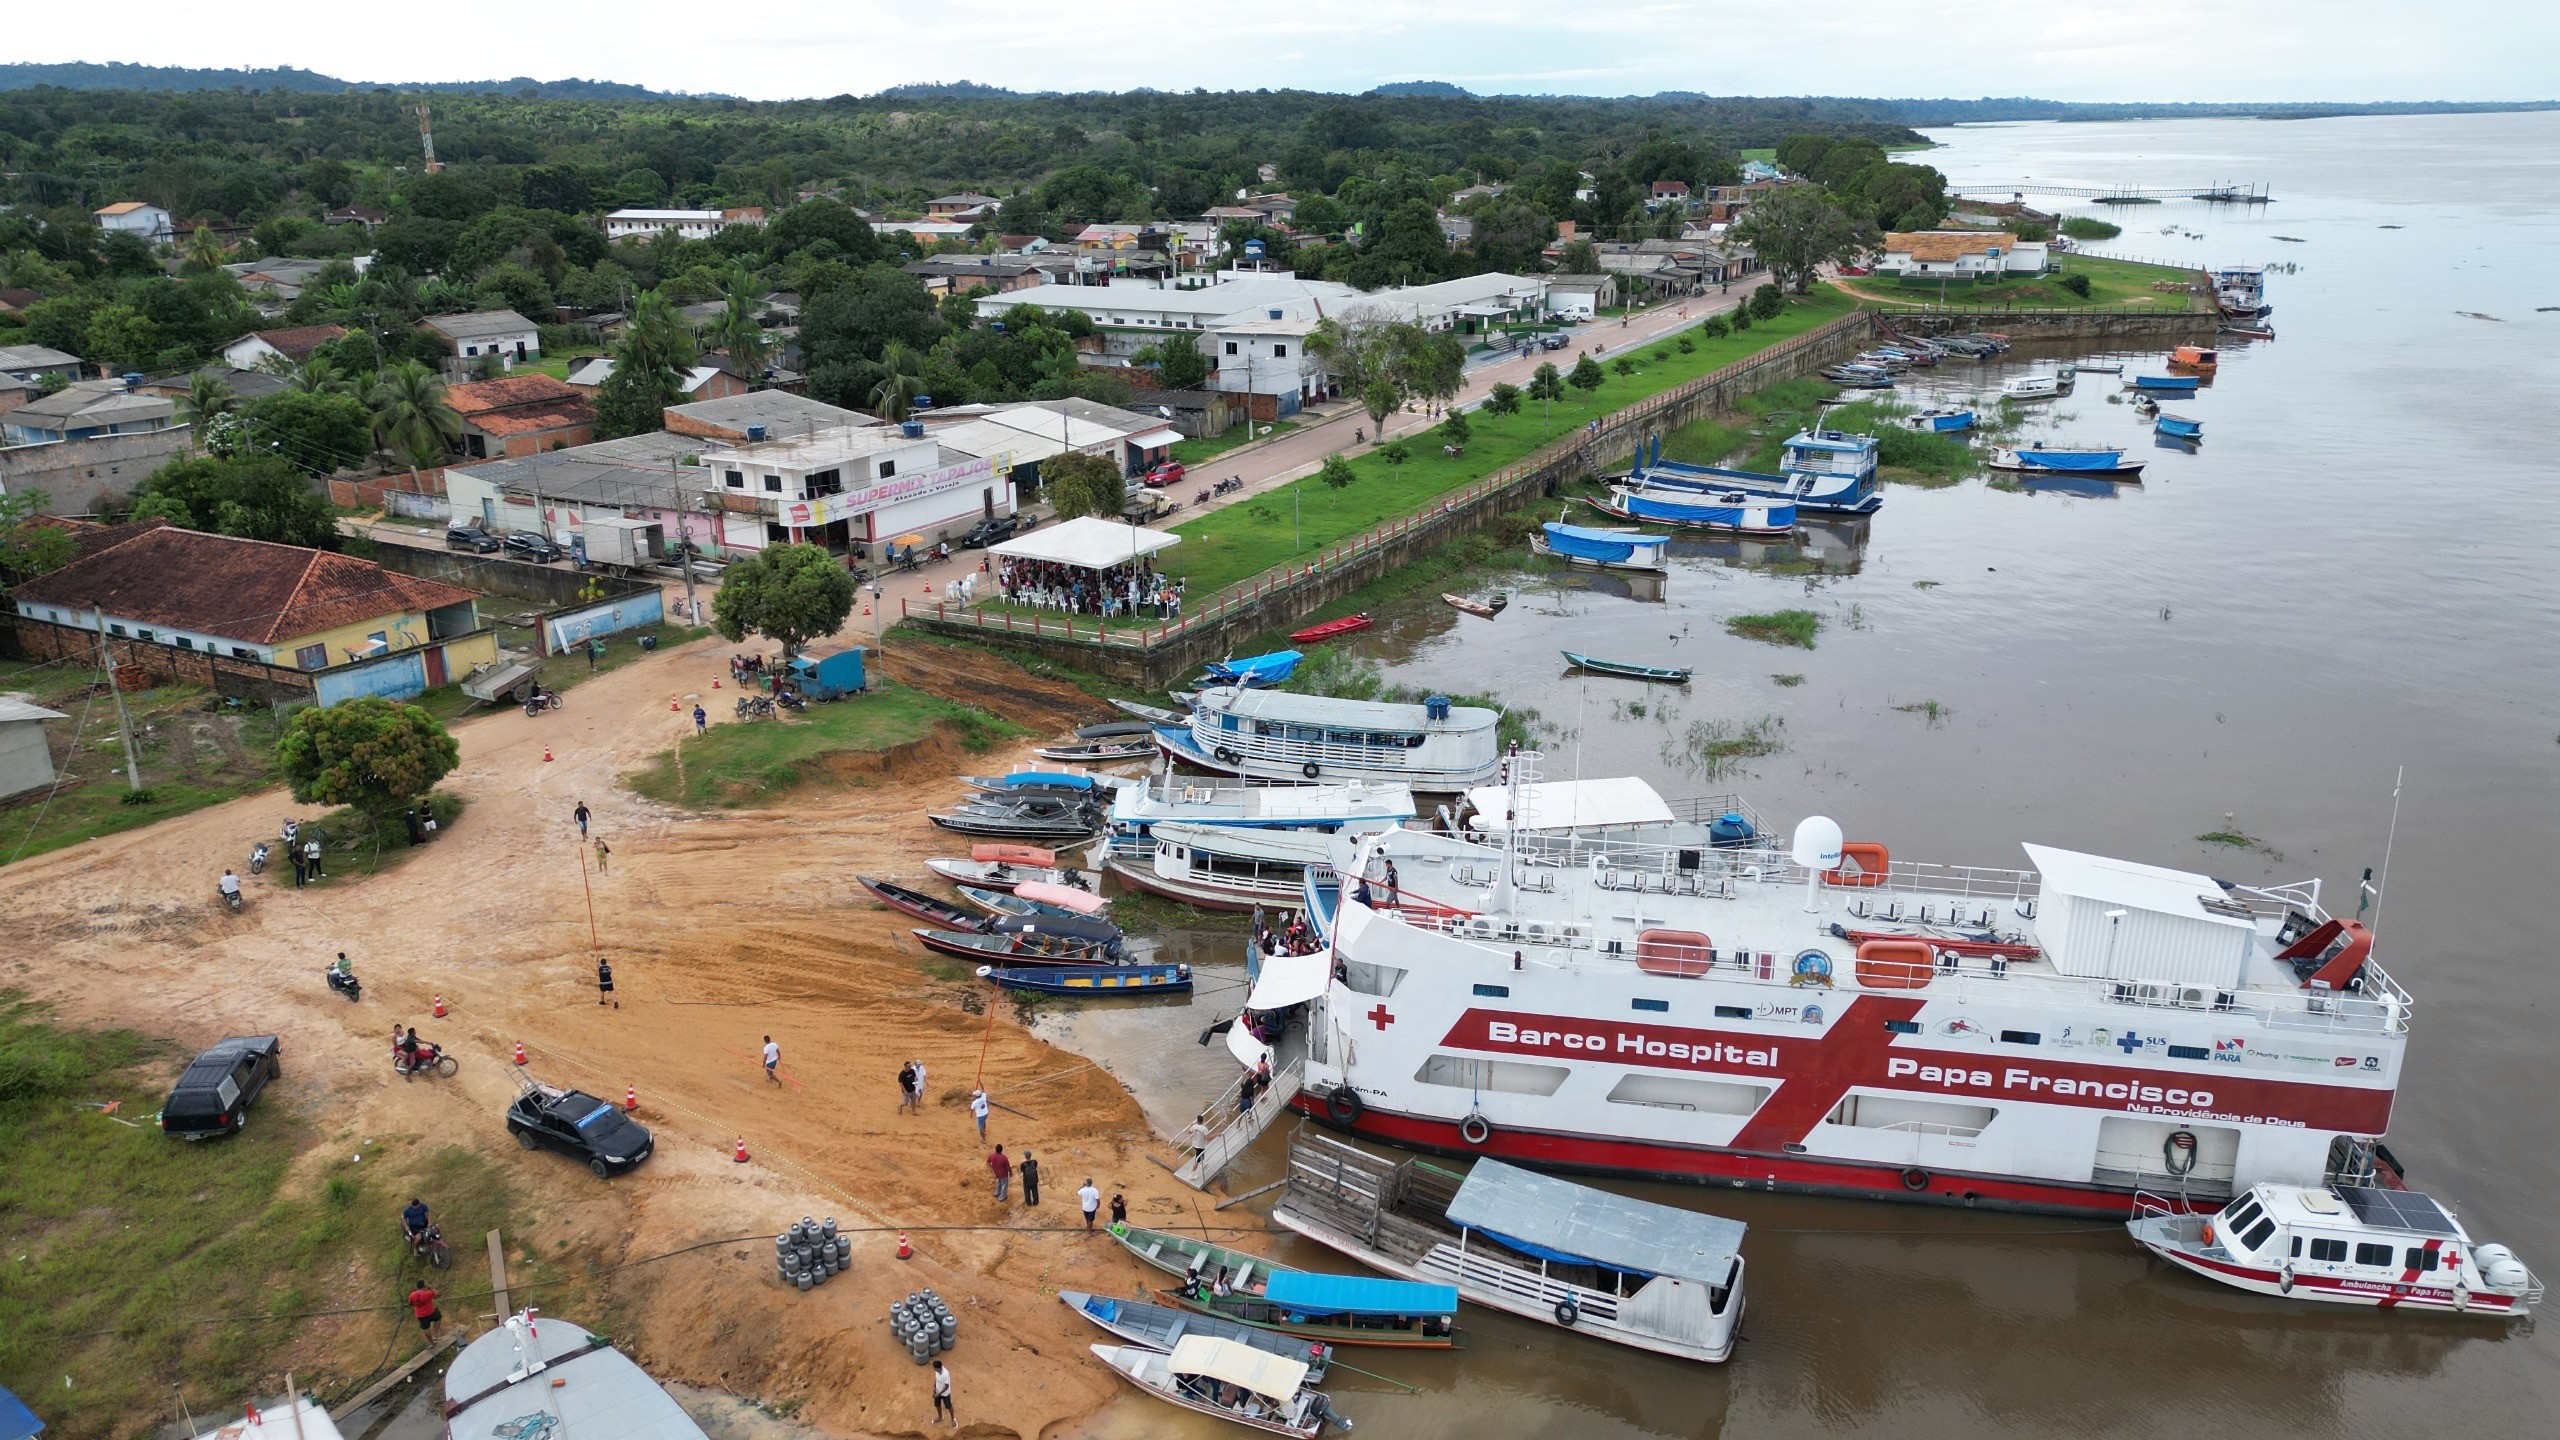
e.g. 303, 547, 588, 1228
1194, 487, 1211, 506
219, 882, 243, 914
249, 840, 269, 875
775, 690, 808, 713
734, 694, 776, 720
522, 688, 564, 717
326, 966, 362, 1002
406, 1222, 451, 1270
1214, 476, 1244, 496
393, 1041, 457, 1079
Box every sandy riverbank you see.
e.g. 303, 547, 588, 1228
0, 631, 1252, 1440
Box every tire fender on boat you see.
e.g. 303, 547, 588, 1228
1302, 761, 1323, 779
1460, 1113, 1493, 1146
1900, 1167, 1930, 1192
1554, 1298, 1580, 1327
2279, 1264, 2295, 1295
1326, 1087, 1364, 1124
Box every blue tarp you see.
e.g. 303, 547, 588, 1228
1542, 522, 1661, 565
1263, 1270, 1459, 1316
1477, 1226, 1657, 1279
1201, 650, 1302, 686
998, 771, 1097, 790
2012, 448, 2129, 472
0, 1385, 44, 1440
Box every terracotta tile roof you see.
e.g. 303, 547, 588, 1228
445, 373, 586, 416
1884, 231, 2019, 263
94, 201, 156, 216
11, 526, 483, 646
251, 324, 347, 360
470, 403, 594, 437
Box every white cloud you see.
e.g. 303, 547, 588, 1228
7, 0, 2555, 101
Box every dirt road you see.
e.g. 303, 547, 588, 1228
0, 633, 1230, 1439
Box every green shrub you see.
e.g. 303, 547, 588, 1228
2058, 272, 2093, 299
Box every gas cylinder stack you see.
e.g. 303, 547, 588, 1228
890, 1289, 957, 1363
776, 1216, 844, 1290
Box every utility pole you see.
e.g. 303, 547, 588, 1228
672, 463, 700, 629
92, 608, 143, 793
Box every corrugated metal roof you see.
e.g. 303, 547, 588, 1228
1445, 1158, 1746, 1283
447, 1319, 709, 1440
2022, 844, 2252, 927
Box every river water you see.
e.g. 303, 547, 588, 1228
1060, 112, 2560, 1436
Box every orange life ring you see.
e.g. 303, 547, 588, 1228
1822, 842, 1889, 887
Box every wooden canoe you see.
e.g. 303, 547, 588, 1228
975, 963, 1191, 995
1441, 592, 1507, 619
857, 875, 987, 931
1562, 650, 1692, 683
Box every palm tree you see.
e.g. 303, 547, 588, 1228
864, 342, 926, 421
284, 357, 349, 396
181, 223, 231, 275
619, 289, 700, 378
704, 266, 769, 379
368, 361, 462, 480
175, 371, 236, 428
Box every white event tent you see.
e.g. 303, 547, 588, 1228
988, 515, 1181, 572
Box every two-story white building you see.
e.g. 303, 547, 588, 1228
702, 423, 1014, 556
603, 208, 767, 241
93, 202, 174, 244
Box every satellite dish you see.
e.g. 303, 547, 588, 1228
1791, 816, 1845, 871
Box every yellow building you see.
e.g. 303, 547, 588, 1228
10, 521, 496, 702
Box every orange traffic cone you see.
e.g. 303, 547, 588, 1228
513, 1041, 527, 1066
432, 994, 447, 1018
861, 606, 871, 617
733, 1137, 750, 1163
897, 1231, 912, 1260
712, 678, 721, 688
671, 696, 679, 711
624, 1085, 638, 1112
542, 746, 553, 763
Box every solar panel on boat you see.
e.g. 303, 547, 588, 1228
2336, 1187, 2459, 1236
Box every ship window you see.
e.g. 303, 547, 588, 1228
2223, 1198, 2265, 1231
1823, 1094, 1994, 1137
1606, 1073, 1769, 1116
2239, 1217, 2278, 1253
2405, 1247, 2439, 1272
1714, 1005, 1752, 1019
2354, 1243, 2395, 1267
1884, 1019, 1922, 1035
1999, 1029, 2041, 1045
1414, 1054, 1568, 1096
1472, 984, 1510, 998
2166, 1044, 2211, 1061
1632, 998, 1669, 1012
2308, 1239, 2348, 1263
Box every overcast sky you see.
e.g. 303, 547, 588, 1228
11, 1, 2555, 103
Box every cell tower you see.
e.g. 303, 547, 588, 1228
418, 103, 443, 174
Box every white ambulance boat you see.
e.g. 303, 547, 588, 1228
2129, 1185, 2539, 1315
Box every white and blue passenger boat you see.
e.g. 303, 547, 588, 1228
1624, 430, 1882, 516
1590, 486, 1796, 537
1106, 773, 1415, 860
1532, 520, 1671, 573
1987, 445, 2147, 478
1157, 687, 1503, 791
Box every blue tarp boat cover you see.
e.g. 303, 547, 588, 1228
2014, 448, 2128, 472
1445, 1158, 1747, 1284
1542, 522, 1663, 564
1203, 650, 1302, 685
1263, 1270, 1460, 1316
1001, 771, 1096, 789
0, 1386, 43, 1440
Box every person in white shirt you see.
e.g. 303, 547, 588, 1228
762, 1036, 781, 1084
969, 1089, 989, 1138
1077, 1180, 1102, 1231
930, 1360, 953, 1424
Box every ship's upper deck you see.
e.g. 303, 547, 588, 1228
1337, 822, 2410, 1039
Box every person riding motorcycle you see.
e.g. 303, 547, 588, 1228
402, 1197, 433, 1248
395, 1026, 430, 1074
218, 870, 242, 906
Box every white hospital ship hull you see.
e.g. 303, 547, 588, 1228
1290, 826, 2409, 1218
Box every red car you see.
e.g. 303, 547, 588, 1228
1140, 460, 1186, 489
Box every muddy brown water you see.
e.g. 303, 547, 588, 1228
1050, 111, 2560, 1437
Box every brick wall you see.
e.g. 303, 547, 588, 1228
328, 468, 449, 509
1, 614, 315, 702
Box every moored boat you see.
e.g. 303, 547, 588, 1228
1442, 591, 1507, 618
2129, 1185, 2540, 1315
1900, 406, 1977, 433
1154, 1272, 1465, 1350
2000, 374, 2063, 400
858, 875, 987, 931
1074, 720, 1158, 740
1112, 697, 1189, 725
1289, 614, 1374, 644
2169, 344, 2220, 370
976, 962, 1191, 996
924, 847, 1102, 894
2155, 412, 2204, 439
912, 922, 1125, 965
958, 878, 1111, 919
2130, 373, 2202, 393
1590, 487, 1797, 538
927, 805, 1103, 841
1987, 445, 2146, 477
1198, 650, 1304, 689
1032, 739, 1157, 764
1272, 1133, 1747, 1362
1625, 430, 1883, 517
1058, 1290, 1334, 1380
1562, 650, 1692, 683
1158, 686, 1502, 791
1534, 520, 1671, 573
1088, 1338, 1345, 1438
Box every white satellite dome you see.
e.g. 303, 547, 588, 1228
1791, 815, 1845, 871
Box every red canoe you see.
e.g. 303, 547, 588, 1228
1289, 613, 1373, 644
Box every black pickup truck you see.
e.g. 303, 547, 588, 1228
161, 1036, 282, 1139
506, 1080, 654, 1178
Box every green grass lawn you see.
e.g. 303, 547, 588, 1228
0, 665, 289, 866
1868, 255, 2198, 311
1161, 288, 1860, 595
0, 996, 523, 1440
1170, 420, 1299, 468
622, 682, 1022, 808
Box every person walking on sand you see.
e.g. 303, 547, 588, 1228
1020, 1150, 1041, 1206
1109, 1192, 1127, 1227
290, 839, 308, 888
969, 1088, 989, 1138
930, 1360, 954, 1425
693, 704, 708, 737
593, 837, 610, 872
574, 800, 590, 838
762, 1035, 781, 1084
596, 957, 615, 1008
987, 1144, 1011, 1201
304, 836, 324, 880
897, 1060, 918, 1115
1078, 1179, 1101, 1231
407, 1283, 442, 1339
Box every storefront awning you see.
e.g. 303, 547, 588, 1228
1125, 427, 1183, 449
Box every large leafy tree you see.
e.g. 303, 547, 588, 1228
0, 491, 77, 586
711, 542, 856, 660
1731, 186, 1876, 294
131, 455, 338, 549
1041, 450, 1125, 521
798, 265, 944, 372
277, 696, 460, 826
238, 391, 375, 476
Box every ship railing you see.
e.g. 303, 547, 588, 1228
2132, 1190, 2215, 1237
1872, 1119, 1986, 1141
1172, 1053, 1305, 1192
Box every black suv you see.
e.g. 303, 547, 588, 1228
446, 525, 501, 553
960, 514, 1023, 548
502, 533, 566, 563
506, 1081, 654, 1178
161, 1036, 282, 1139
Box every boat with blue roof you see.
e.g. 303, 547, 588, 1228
1532, 520, 1671, 573
1621, 430, 1882, 516
1987, 445, 2147, 478
1589, 487, 1796, 537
